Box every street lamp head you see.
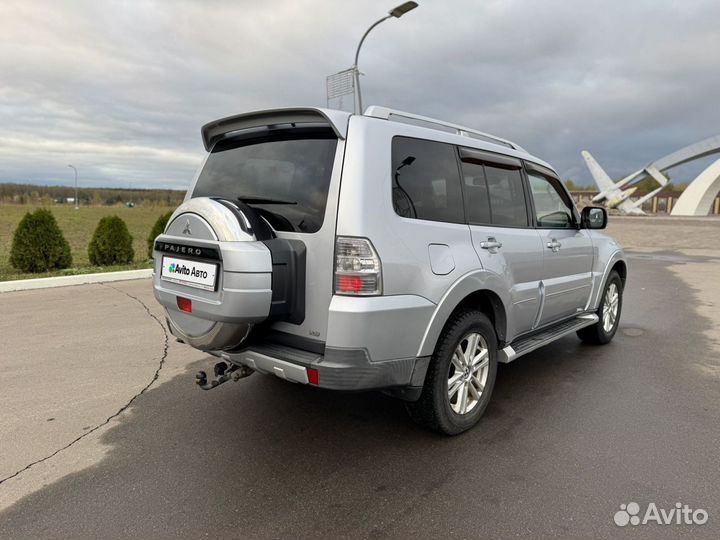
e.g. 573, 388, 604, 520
389, 1, 418, 18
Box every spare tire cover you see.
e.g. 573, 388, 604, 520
154, 197, 272, 351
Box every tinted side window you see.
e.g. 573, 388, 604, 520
392, 137, 464, 224
460, 161, 492, 224
484, 165, 528, 227
528, 172, 575, 228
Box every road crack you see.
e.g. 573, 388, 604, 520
0, 284, 169, 486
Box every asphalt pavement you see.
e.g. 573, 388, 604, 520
0, 252, 718, 539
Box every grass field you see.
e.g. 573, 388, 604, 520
0, 204, 177, 281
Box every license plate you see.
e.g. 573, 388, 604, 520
161, 256, 218, 291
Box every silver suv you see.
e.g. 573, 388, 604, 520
152, 106, 627, 435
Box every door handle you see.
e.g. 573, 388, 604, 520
546, 239, 562, 252
480, 237, 503, 253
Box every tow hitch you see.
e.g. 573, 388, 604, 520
195, 361, 253, 390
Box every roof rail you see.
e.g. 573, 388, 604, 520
364, 106, 525, 152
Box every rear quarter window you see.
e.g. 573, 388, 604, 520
391, 136, 464, 224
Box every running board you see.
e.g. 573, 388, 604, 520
498, 314, 599, 363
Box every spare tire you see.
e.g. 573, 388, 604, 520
152, 197, 274, 351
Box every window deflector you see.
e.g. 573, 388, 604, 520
458, 147, 522, 169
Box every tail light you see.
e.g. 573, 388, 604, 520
334, 237, 382, 296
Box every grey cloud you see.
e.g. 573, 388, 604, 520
1, 0, 719, 189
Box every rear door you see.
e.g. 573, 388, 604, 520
459, 148, 544, 339
525, 166, 593, 325
190, 126, 344, 346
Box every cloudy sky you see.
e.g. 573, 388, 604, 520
1, 0, 719, 190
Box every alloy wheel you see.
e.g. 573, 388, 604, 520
602, 282, 619, 333
447, 332, 490, 415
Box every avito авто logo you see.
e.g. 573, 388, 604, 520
168, 262, 209, 279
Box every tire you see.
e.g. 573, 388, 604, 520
577, 270, 623, 345
406, 309, 498, 435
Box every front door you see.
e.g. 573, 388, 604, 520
526, 169, 593, 326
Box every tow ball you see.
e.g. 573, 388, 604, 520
195, 361, 253, 390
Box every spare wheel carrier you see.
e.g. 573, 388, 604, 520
152, 197, 274, 351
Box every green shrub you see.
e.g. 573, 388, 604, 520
88, 215, 134, 265
147, 211, 173, 258
9, 208, 73, 273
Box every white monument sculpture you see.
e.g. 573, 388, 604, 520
582, 135, 720, 216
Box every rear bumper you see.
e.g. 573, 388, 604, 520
203, 293, 436, 394
211, 341, 430, 395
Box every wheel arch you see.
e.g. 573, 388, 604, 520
417, 272, 510, 357
612, 259, 627, 288
456, 290, 507, 343
587, 248, 626, 311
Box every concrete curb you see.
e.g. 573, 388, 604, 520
0, 269, 153, 293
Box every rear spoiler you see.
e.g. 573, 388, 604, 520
201, 107, 350, 151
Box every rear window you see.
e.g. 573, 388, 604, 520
483, 164, 528, 227
192, 128, 337, 233
460, 160, 492, 224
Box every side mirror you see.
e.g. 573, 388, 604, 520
581, 206, 607, 229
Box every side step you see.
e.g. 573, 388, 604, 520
498, 313, 599, 363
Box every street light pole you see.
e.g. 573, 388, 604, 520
352, 1, 419, 114
67, 164, 78, 209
